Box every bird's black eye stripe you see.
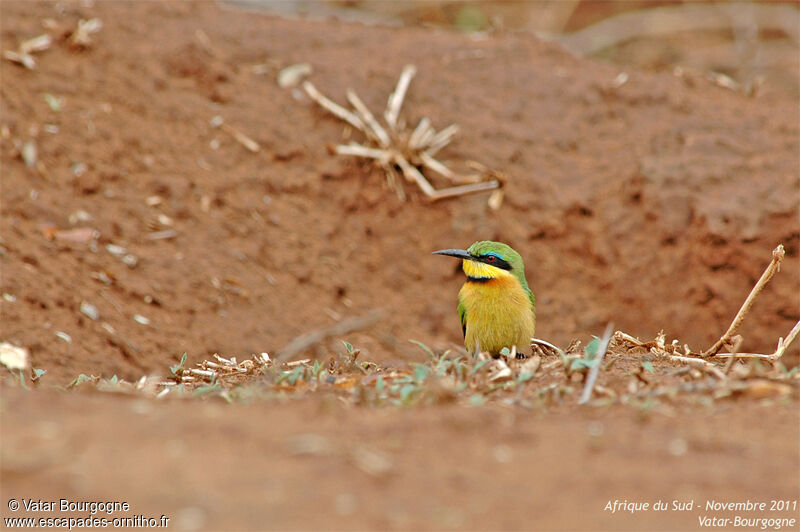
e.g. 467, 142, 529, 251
475, 254, 512, 270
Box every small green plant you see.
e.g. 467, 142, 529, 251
68, 374, 96, 388
455, 5, 487, 32
469, 358, 491, 376
469, 393, 486, 406
516, 371, 535, 386
286, 366, 304, 386
409, 339, 437, 360
561, 337, 601, 376
340, 340, 375, 375
342, 341, 357, 356
170, 352, 188, 380
311, 359, 323, 379
413, 364, 430, 383
274, 365, 305, 386
193, 383, 221, 397
778, 363, 800, 378
399, 384, 417, 402
584, 338, 601, 357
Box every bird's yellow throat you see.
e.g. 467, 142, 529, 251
458, 269, 535, 354
461, 259, 514, 280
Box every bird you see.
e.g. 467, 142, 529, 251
433, 241, 535, 359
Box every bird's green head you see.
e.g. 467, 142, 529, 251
433, 240, 530, 289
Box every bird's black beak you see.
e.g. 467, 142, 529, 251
432, 249, 472, 260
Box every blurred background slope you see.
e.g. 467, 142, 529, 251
226, 0, 800, 100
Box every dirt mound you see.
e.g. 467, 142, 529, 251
2, 2, 797, 384
2, 3, 799, 530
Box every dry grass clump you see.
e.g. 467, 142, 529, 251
301, 65, 504, 203
52, 329, 798, 412
69, 323, 796, 410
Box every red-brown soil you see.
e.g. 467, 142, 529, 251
1, 2, 798, 530
4, 388, 798, 531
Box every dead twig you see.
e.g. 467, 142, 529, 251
772, 319, 800, 361
669, 354, 726, 380
556, 3, 798, 56
278, 63, 312, 88
71, 18, 102, 48
220, 124, 260, 153
303, 81, 365, 132
384, 64, 416, 131
423, 124, 459, 157
613, 331, 728, 378
209, 116, 260, 153
713, 353, 778, 360
703, 244, 785, 357
394, 154, 437, 196
530, 338, 561, 353
336, 144, 391, 161
275, 309, 385, 362
408, 118, 432, 151
722, 336, 743, 375
347, 89, 390, 147
4, 34, 52, 69
578, 323, 614, 404
178, 353, 272, 388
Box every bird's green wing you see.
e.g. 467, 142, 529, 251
528, 290, 536, 312
457, 299, 467, 338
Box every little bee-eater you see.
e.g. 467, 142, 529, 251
434, 241, 535, 359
